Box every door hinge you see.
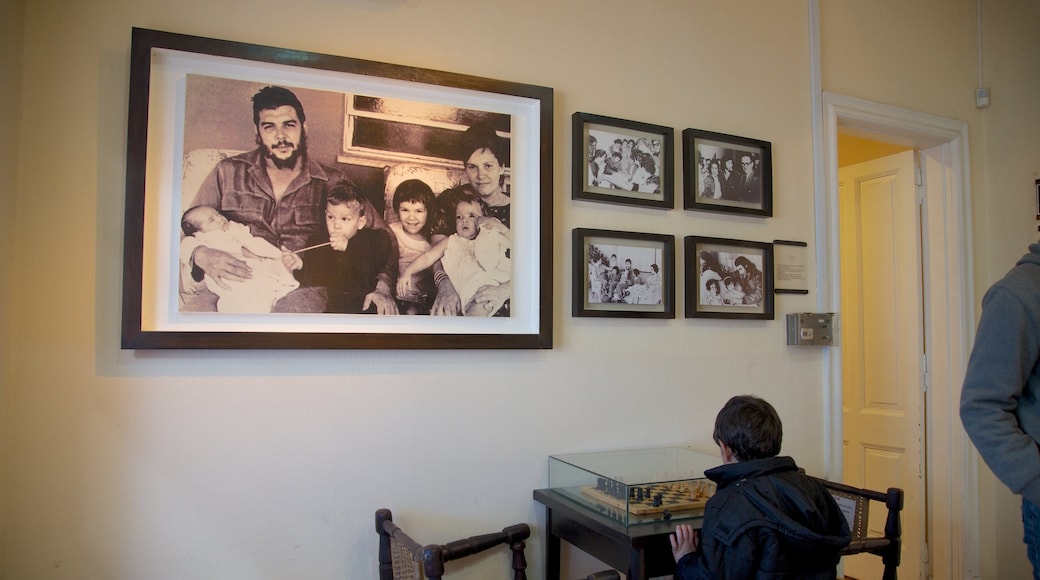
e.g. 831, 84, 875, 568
921, 354, 930, 392
921, 540, 931, 579
914, 150, 924, 187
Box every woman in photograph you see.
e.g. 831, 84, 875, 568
429, 122, 512, 315
700, 160, 724, 199
699, 250, 724, 305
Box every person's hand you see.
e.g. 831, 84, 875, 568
280, 245, 302, 272
396, 275, 414, 299
363, 281, 399, 315
470, 281, 510, 316
431, 277, 462, 316
192, 246, 251, 290
669, 524, 700, 563
330, 233, 349, 252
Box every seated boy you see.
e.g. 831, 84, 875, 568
671, 395, 851, 579
295, 181, 394, 314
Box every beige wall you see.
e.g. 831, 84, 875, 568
837, 135, 910, 168
976, 0, 1040, 278
1, 0, 1035, 578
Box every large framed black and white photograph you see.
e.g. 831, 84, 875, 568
121, 28, 553, 349
685, 236, 774, 320
572, 112, 673, 209
682, 128, 772, 217
573, 228, 675, 318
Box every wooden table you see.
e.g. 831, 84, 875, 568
533, 488, 704, 580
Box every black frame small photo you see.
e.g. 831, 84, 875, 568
572, 112, 674, 209
573, 228, 675, 318
685, 236, 774, 320
682, 128, 772, 217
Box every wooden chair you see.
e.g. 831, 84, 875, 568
375, 508, 530, 580
813, 478, 904, 580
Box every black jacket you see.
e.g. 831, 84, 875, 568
675, 456, 851, 580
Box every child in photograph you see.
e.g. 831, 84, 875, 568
388, 179, 436, 315
670, 395, 851, 579
606, 265, 621, 303
703, 277, 724, 306
295, 181, 393, 314
397, 188, 511, 317
721, 276, 745, 305
179, 205, 300, 313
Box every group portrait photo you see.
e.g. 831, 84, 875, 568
121, 28, 553, 348
179, 75, 516, 320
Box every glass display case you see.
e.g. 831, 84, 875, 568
547, 447, 719, 527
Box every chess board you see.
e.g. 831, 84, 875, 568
580, 481, 715, 516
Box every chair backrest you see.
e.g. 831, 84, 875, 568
375, 508, 530, 580
813, 477, 904, 580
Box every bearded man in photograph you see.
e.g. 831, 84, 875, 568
183, 85, 398, 313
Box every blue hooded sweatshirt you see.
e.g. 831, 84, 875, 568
961, 242, 1040, 504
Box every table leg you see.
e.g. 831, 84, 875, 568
545, 506, 561, 580
627, 546, 647, 580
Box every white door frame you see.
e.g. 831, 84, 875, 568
816, 91, 979, 578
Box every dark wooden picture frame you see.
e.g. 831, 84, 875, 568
685, 236, 774, 320
682, 128, 772, 217
121, 28, 554, 349
573, 228, 675, 318
572, 112, 674, 209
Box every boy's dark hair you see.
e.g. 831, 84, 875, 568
252, 85, 306, 127
325, 181, 366, 215
458, 122, 509, 167
712, 395, 783, 461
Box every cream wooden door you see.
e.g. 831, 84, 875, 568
838, 151, 925, 580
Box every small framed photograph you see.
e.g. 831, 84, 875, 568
572, 112, 674, 209
573, 228, 675, 318
685, 236, 774, 320
682, 128, 772, 217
